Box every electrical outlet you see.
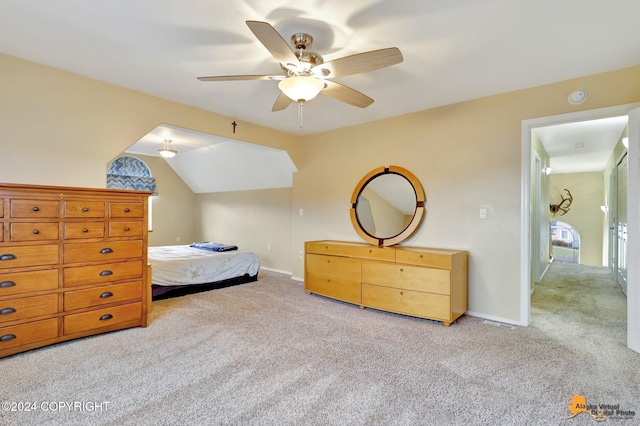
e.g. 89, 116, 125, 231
299, 250, 303, 258
267, 243, 272, 251
176, 236, 181, 242
479, 208, 487, 219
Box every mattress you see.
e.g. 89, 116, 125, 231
148, 245, 260, 287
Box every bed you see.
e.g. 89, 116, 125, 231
148, 245, 260, 300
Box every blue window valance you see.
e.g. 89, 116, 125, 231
107, 156, 157, 195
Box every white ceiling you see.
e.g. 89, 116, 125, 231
2, 0, 638, 184
534, 116, 628, 174
125, 124, 297, 193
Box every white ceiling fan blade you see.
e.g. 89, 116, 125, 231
272, 92, 293, 112
197, 75, 281, 82
246, 20, 300, 68
321, 80, 374, 108
314, 48, 403, 78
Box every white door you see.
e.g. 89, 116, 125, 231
609, 169, 617, 272
627, 107, 640, 353
617, 153, 628, 295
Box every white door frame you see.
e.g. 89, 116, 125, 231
520, 103, 640, 327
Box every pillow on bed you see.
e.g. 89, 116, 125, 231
190, 242, 238, 252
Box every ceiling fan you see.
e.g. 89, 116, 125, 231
197, 20, 403, 114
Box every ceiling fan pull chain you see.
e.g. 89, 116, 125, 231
298, 101, 304, 128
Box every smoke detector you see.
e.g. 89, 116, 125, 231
568, 90, 588, 105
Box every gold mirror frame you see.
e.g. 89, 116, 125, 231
349, 165, 426, 246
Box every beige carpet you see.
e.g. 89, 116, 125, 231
1, 263, 638, 425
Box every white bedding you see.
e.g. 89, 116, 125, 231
148, 245, 260, 287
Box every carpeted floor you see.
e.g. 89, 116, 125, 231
1, 263, 638, 425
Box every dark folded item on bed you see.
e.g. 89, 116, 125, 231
190, 242, 238, 252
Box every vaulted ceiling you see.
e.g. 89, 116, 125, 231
2, 1, 639, 136
2, 0, 639, 186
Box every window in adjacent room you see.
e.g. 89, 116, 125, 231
106, 156, 156, 231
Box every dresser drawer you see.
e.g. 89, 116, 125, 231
305, 272, 361, 305
10, 222, 59, 241
64, 201, 105, 218
0, 245, 59, 269
63, 302, 142, 335
306, 242, 351, 257
362, 283, 451, 321
64, 222, 105, 239
63, 240, 143, 264
63, 260, 143, 287
362, 262, 450, 295
395, 248, 456, 269
0, 199, 3, 218
0, 294, 59, 323
0, 318, 59, 351
109, 221, 143, 237
306, 253, 361, 281
349, 245, 395, 262
109, 202, 143, 218
63, 261, 142, 287
64, 281, 142, 311
0, 269, 58, 297
10, 199, 59, 218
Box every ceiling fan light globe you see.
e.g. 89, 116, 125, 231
278, 76, 324, 102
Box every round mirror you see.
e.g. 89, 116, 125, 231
350, 166, 426, 246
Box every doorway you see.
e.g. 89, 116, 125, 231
521, 103, 640, 354
550, 221, 580, 264
520, 104, 637, 322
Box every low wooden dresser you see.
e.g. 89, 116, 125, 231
305, 240, 468, 326
0, 183, 151, 358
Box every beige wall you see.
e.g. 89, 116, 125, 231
0, 53, 300, 188
125, 154, 198, 247
3, 51, 640, 323
195, 188, 293, 273
294, 65, 640, 322
549, 173, 604, 266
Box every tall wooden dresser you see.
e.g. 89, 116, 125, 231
0, 183, 151, 358
305, 240, 468, 326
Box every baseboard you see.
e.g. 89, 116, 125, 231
465, 311, 523, 327
291, 275, 304, 282
259, 266, 293, 276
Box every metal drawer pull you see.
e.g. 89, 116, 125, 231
99, 292, 113, 299
83, 207, 89, 212
99, 314, 113, 321
83, 228, 89, 233
124, 208, 130, 213
0, 307, 16, 315
99, 270, 113, 276
99, 248, 113, 254
124, 227, 130, 231
32, 206, 39, 212
0, 281, 16, 288
0, 254, 17, 261
0, 334, 16, 342
33, 229, 40, 234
